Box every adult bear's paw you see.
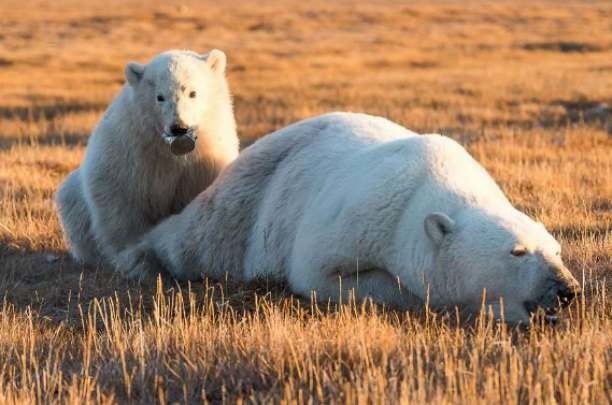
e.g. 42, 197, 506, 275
115, 243, 166, 283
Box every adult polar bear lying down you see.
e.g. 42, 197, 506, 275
117, 112, 581, 323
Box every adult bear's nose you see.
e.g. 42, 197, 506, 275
170, 124, 190, 136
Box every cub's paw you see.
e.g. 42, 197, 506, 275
115, 244, 166, 283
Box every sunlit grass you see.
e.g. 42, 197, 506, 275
0, 0, 610, 402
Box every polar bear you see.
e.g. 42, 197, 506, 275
56, 49, 239, 266
117, 112, 581, 324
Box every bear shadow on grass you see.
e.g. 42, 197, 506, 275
3, 243, 588, 333
1, 242, 303, 330
1, 243, 465, 332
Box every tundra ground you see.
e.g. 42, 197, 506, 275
0, 1, 610, 403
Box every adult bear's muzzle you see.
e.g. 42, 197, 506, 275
523, 268, 581, 323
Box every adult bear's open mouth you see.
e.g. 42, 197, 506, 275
523, 276, 580, 325
524, 300, 561, 324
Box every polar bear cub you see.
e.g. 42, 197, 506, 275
56, 49, 239, 266
117, 113, 580, 324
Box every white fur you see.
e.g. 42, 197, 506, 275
117, 113, 580, 323
56, 49, 239, 266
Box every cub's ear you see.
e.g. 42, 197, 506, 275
125, 62, 145, 87
424, 212, 455, 246
204, 49, 227, 74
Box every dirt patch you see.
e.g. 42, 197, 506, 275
539, 99, 610, 130
248, 22, 275, 32
520, 41, 603, 53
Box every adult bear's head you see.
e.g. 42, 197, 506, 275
124, 49, 227, 155
424, 207, 581, 324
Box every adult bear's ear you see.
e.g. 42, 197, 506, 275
204, 49, 227, 74
125, 62, 145, 87
424, 212, 455, 246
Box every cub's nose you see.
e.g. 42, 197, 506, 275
170, 125, 190, 136
556, 281, 581, 307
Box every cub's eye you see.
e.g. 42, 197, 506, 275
189, 90, 197, 98
511, 246, 528, 257
555, 251, 561, 256
156, 94, 165, 102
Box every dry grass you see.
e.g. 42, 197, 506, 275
0, 0, 610, 403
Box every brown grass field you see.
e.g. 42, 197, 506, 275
0, 0, 610, 403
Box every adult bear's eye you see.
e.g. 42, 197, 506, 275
157, 94, 165, 102
511, 246, 528, 257
189, 90, 197, 98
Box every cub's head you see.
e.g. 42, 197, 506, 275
124, 49, 227, 152
424, 209, 581, 324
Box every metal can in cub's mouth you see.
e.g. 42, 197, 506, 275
167, 133, 197, 155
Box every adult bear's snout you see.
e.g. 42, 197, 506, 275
525, 266, 581, 319
555, 276, 581, 307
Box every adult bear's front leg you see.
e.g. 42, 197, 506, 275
115, 196, 211, 281
288, 254, 420, 310
114, 240, 167, 282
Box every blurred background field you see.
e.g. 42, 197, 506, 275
0, 0, 610, 403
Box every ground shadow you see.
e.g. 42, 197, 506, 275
0, 102, 106, 121
2, 242, 599, 335
0, 102, 106, 150
1, 242, 455, 333
0, 131, 90, 150
0, 243, 299, 328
